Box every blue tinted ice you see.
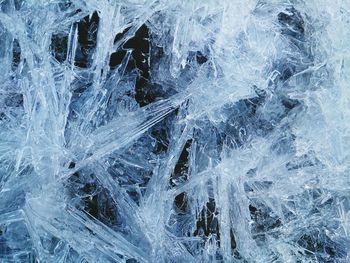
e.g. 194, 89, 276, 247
0, 0, 350, 262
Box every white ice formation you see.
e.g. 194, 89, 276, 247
0, 0, 350, 262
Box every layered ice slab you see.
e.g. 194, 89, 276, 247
0, 0, 350, 262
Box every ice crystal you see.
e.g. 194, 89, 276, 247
0, 0, 350, 262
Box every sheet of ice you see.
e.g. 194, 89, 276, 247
0, 0, 350, 262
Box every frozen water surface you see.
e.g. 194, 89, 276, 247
0, 0, 350, 262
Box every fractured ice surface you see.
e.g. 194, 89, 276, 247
0, 0, 350, 262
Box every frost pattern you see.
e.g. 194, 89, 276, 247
0, 0, 350, 262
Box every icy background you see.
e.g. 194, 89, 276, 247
1, 0, 350, 262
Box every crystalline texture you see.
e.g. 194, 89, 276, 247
0, 0, 350, 262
